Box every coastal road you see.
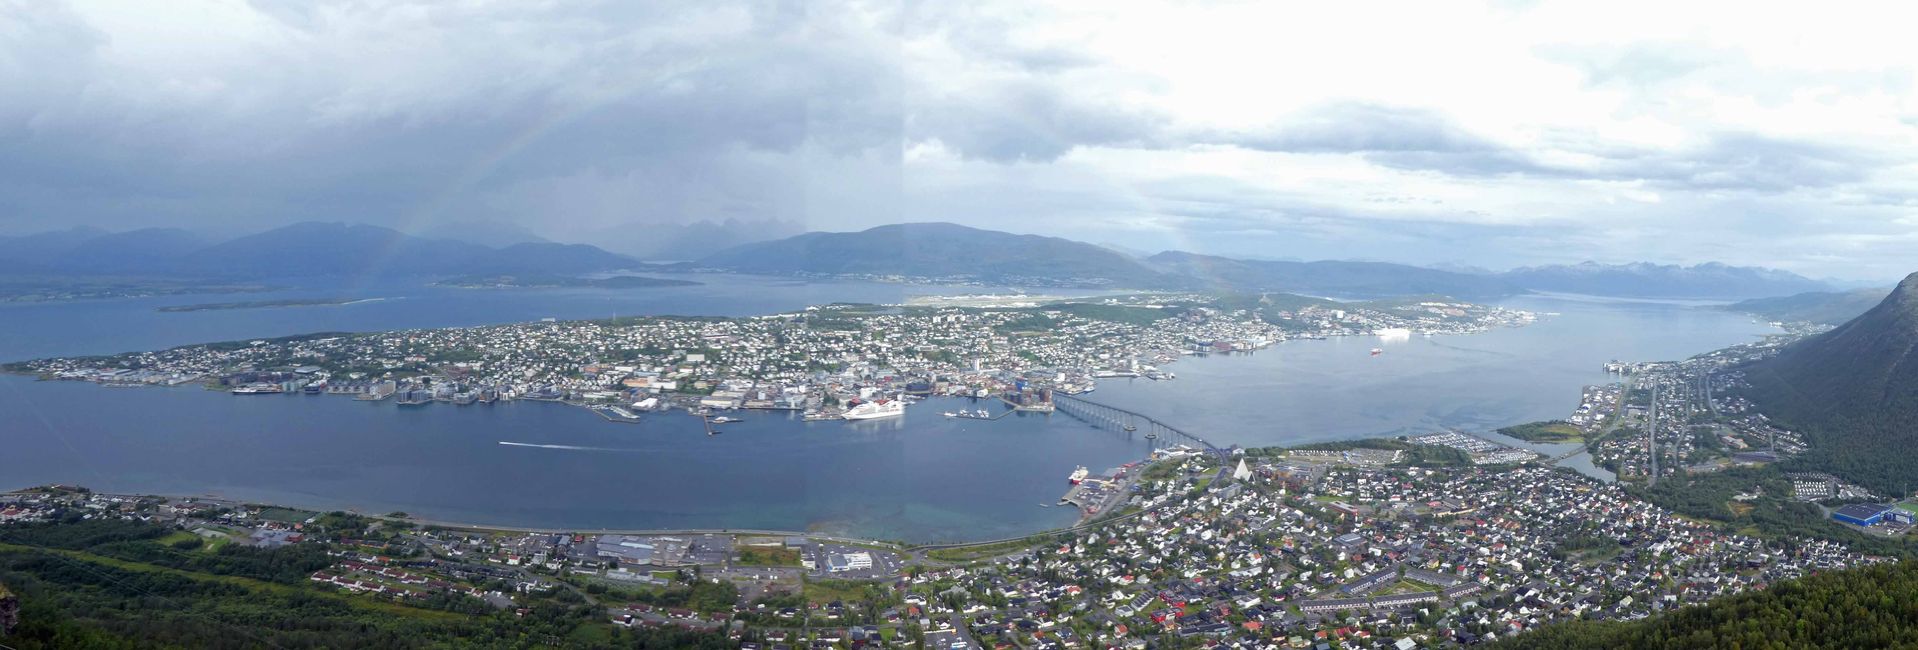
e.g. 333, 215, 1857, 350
364, 514, 902, 550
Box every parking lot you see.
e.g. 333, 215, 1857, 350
800, 542, 904, 579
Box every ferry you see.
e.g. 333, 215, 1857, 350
1068, 466, 1089, 485
711, 416, 741, 424
230, 383, 284, 395
841, 398, 905, 420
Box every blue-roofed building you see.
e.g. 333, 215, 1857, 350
1833, 503, 1894, 526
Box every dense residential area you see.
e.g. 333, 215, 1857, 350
1, 427, 1890, 649
5, 294, 1534, 421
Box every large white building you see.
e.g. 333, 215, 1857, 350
827, 551, 873, 573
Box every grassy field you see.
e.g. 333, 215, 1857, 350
1379, 578, 1440, 595
157, 530, 204, 545
925, 536, 1049, 563
803, 578, 876, 605
737, 546, 802, 566
0, 542, 462, 621
254, 507, 316, 524
1498, 420, 1585, 443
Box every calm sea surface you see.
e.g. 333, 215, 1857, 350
0, 281, 1775, 542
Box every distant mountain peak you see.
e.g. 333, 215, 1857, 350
423, 219, 552, 248
1501, 260, 1826, 299
697, 223, 1183, 288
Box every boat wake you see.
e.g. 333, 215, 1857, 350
498, 441, 628, 452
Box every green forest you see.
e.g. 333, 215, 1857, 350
1626, 466, 1917, 559
1496, 559, 1918, 649
0, 518, 730, 649
1739, 276, 1918, 497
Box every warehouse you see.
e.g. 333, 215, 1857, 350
1832, 503, 1893, 527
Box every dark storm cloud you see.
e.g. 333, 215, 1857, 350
0, 1, 912, 234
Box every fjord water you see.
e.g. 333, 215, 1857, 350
0, 274, 1062, 361
0, 382, 1124, 543
1095, 294, 1777, 448
0, 284, 1775, 542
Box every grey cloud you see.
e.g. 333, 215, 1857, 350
1627, 134, 1877, 192
1207, 103, 1561, 177
1224, 103, 1501, 154
1207, 102, 1886, 195
1361, 130, 1882, 194
0, 0, 915, 234
907, 79, 1165, 162
1537, 41, 1729, 88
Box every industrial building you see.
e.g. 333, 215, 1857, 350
1832, 503, 1894, 527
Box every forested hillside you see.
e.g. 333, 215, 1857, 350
0, 518, 727, 649
1743, 272, 1918, 495
1496, 559, 1918, 649
1724, 288, 1886, 325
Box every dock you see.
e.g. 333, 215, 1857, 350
946, 409, 1015, 421
589, 405, 642, 424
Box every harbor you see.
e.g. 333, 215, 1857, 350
0, 293, 1777, 542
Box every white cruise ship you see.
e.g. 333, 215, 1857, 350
841, 398, 905, 420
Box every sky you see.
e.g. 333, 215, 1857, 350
3, 1, 1917, 281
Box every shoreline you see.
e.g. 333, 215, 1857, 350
4, 296, 1543, 543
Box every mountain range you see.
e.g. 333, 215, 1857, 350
0, 220, 1835, 300
1501, 261, 1830, 299
1146, 251, 1518, 299
1742, 272, 1918, 495
0, 222, 642, 279
690, 223, 1829, 299
693, 222, 1187, 288
1724, 288, 1889, 325
579, 218, 806, 261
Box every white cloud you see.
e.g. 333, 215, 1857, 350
2, 0, 1916, 279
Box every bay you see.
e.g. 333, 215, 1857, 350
0, 286, 1775, 541
0, 274, 1065, 362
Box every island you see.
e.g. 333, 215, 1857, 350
8, 292, 1537, 425
157, 297, 381, 312
432, 273, 702, 289
0, 275, 275, 303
